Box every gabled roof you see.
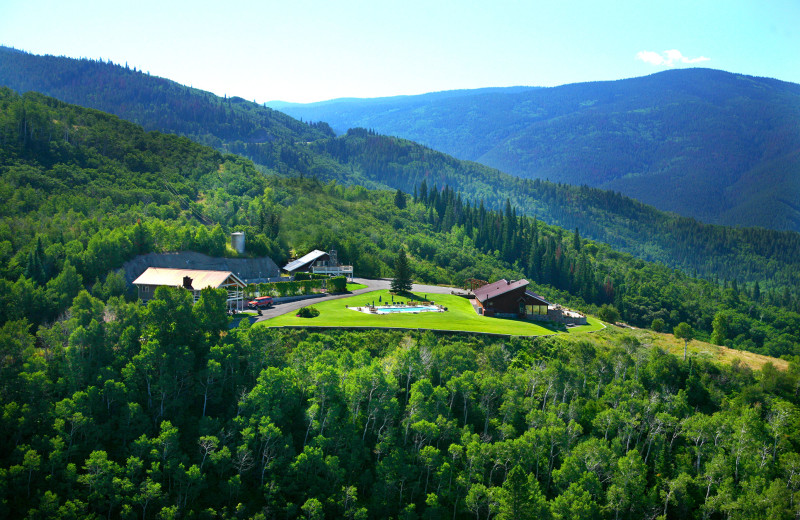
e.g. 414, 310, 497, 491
525, 290, 551, 306
132, 268, 245, 289
283, 249, 328, 272
474, 279, 529, 302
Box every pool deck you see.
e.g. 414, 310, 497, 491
253, 278, 456, 322
348, 304, 444, 315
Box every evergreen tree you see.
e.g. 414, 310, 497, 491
394, 189, 406, 209
391, 248, 412, 293
24, 236, 48, 285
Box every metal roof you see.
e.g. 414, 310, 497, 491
132, 268, 245, 290
524, 290, 551, 306
474, 279, 530, 302
283, 249, 328, 272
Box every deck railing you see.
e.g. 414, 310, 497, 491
311, 265, 353, 275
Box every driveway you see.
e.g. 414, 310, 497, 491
253, 278, 460, 322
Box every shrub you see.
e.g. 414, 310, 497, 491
597, 304, 620, 324
295, 272, 328, 281
297, 306, 320, 318
329, 276, 347, 293
651, 318, 665, 332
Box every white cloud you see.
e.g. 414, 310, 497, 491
636, 49, 710, 67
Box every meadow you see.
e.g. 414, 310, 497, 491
262, 289, 604, 335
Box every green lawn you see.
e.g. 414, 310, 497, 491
262, 289, 603, 336
345, 282, 369, 291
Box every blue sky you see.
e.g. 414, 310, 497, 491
1, 0, 797, 103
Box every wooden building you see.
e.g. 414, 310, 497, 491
283, 249, 353, 279
473, 279, 551, 319
132, 268, 246, 311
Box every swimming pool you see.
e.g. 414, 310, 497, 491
374, 305, 441, 314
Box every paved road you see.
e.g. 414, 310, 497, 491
253, 278, 461, 322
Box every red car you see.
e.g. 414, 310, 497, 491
248, 296, 273, 309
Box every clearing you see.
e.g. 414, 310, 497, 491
260, 289, 604, 336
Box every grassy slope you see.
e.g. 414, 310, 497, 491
262, 289, 604, 336
263, 289, 786, 370
561, 323, 789, 371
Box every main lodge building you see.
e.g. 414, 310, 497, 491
132, 267, 246, 311
474, 279, 550, 318
473, 279, 587, 325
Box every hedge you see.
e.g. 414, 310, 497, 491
244, 276, 347, 298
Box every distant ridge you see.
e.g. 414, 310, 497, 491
2, 46, 800, 289
273, 69, 800, 232
267, 85, 541, 108
0, 45, 334, 151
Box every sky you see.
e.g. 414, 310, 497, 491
1, 0, 798, 104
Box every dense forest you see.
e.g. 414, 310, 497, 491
2, 88, 799, 357
3, 47, 800, 291
0, 46, 333, 149
0, 87, 287, 325
275, 69, 800, 231
3, 292, 800, 519
310, 129, 800, 290
4, 66, 800, 519
406, 182, 800, 359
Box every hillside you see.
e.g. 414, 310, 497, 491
3, 88, 800, 520
0, 45, 335, 171
307, 130, 800, 290
272, 69, 800, 231
3, 47, 800, 291
2, 89, 799, 358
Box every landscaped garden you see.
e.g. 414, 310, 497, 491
261, 289, 604, 336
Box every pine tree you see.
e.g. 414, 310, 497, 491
752, 281, 761, 302
391, 249, 412, 293
394, 189, 406, 209
25, 236, 48, 285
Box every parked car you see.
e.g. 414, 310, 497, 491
248, 296, 273, 309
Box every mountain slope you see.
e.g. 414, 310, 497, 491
307, 129, 800, 289
3, 47, 800, 290
0, 45, 334, 150
3, 89, 799, 360
272, 69, 800, 231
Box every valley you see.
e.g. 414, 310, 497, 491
1, 48, 800, 520
3, 47, 800, 289
273, 69, 800, 231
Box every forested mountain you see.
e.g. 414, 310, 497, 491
307, 130, 800, 291
0, 45, 334, 152
3, 47, 800, 292
4, 83, 800, 520
2, 88, 799, 361
272, 69, 800, 231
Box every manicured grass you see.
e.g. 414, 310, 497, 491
263, 289, 602, 336
345, 282, 369, 291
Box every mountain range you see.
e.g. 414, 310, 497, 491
270, 69, 800, 231
2, 46, 799, 289
4, 46, 800, 520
